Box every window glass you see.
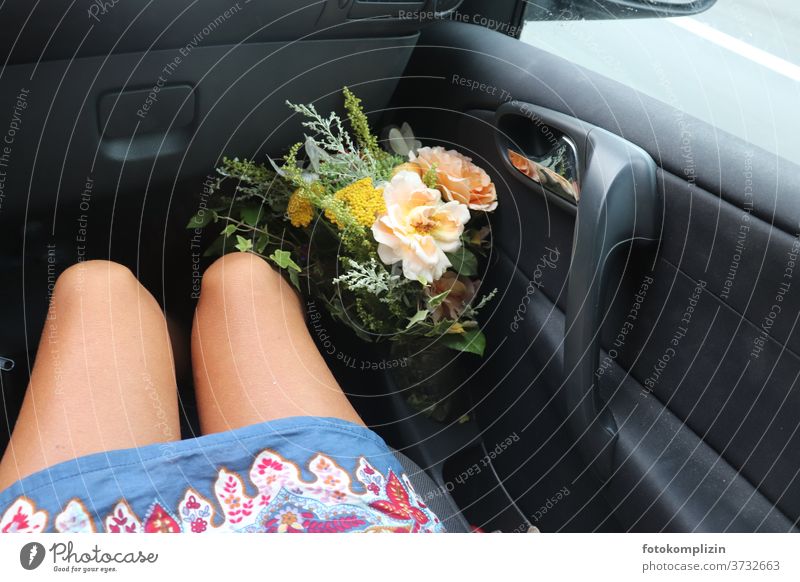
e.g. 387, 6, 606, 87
520, 1, 800, 164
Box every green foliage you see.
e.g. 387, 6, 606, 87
427, 290, 450, 310
234, 235, 253, 253
406, 309, 429, 329
422, 164, 438, 189
285, 100, 371, 185
343, 86, 381, 158
269, 249, 301, 272
445, 247, 478, 277
240, 206, 262, 226
338, 226, 375, 261
372, 151, 406, 183
468, 288, 498, 315
333, 258, 407, 301
217, 157, 293, 212
441, 328, 487, 357
280, 142, 306, 187
187, 209, 217, 228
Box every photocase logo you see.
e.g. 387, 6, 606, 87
19, 542, 46, 570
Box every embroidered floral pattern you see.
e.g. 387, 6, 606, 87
369, 472, 430, 532
178, 491, 216, 534
54, 499, 95, 533
105, 500, 141, 533
0, 497, 47, 533
0, 450, 444, 533
142, 503, 181, 533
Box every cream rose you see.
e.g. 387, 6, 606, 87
372, 171, 470, 284
407, 146, 498, 212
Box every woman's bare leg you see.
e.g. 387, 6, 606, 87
191, 252, 363, 435
0, 260, 180, 491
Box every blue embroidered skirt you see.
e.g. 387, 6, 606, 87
0, 417, 444, 533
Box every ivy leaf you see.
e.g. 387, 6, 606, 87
427, 290, 450, 310
234, 235, 253, 252
255, 233, 269, 254
186, 209, 217, 229
289, 269, 300, 290
446, 247, 478, 277
441, 328, 486, 356
269, 249, 301, 272
406, 309, 428, 329
221, 224, 237, 237
203, 236, 226, 257
240, 206, 262, 226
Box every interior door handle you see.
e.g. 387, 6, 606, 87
496, 101, 591, 214
506, 142, 581, 203
495, 102, 660, 478
566, 122, 659, 478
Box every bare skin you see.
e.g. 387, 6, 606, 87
0, 253, 361, 492
190, 251, 363, 433
0, 260, 180, 491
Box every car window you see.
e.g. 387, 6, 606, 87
519, 0, 800, 165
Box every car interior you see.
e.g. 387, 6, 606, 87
1, 0, 798, 533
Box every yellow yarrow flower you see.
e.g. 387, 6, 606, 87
287, 189, 313, 228
325, 177, 386, 229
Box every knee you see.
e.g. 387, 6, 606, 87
201, 252, 276, 293
54, 260, 139, 304
199, 252, 292, 305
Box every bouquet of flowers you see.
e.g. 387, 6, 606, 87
190, 88, 498, 417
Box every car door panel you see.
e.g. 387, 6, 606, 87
388, 20, 800, 531
610, 171, 800, 524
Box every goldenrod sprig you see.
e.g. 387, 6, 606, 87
343, 86, 381, 158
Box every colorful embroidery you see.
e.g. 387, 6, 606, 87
178, 491, 216, 534
0, 450, 444, 533
368, 472, 430, 533
0, 497, 47, 533
239, 490, 373, 533
142, 503, 182, 533
105, 500, 141, 533
55, 499, 95, 533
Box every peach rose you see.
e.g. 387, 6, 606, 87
372, 171, 470, 284
427, 271, 479, 323
406, 146, 498, 212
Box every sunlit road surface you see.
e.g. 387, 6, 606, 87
519, 0, 800, 165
